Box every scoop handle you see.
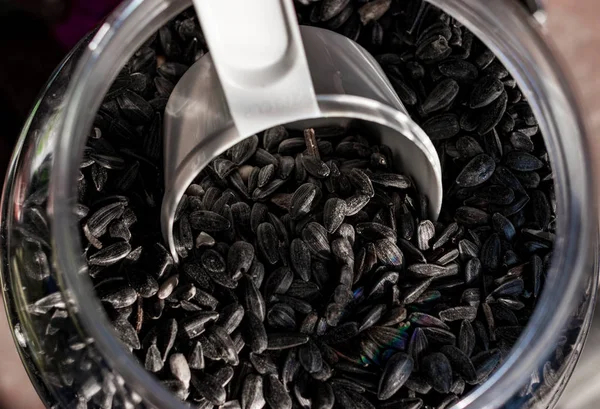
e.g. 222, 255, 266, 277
192, 0, 320, 136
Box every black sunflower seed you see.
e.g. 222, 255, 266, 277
290, 183, 321, 220
417, 220, 435, 251
263, 126, 288, 152
358, 0, 391, 24
244, 311, 268, 354
374, 239, 404, 267
438, 59, 478, 82
455, 154, 496, 187
241, 276, 266, 322
320, 0, 351, 22
477, 90, 508, 135
367, 172, 412, 189
252, 179, 286, 201
302, 155, 330, 178
454, 207, 490, 226
471, 349, 502, 384
470, 76, 505, 108
422, 114, 460, 140
145, 344, 163, 372
323, 198, 347, 234
228, 241, 255, 279
422, 79, 459, 114
267, 333, 309, 350
264, 266, 294, 301
504, 151, 544, 172
456, 136, 484, 159
85, 202, 125, 238
127, 270, 159, 298
257, 222, 280, 265
439, 306, 477, 322
264, 374, 292, 409
378, 352, 414, 400
219, 303, 245, 334
192, 372, 227, 406
189, 210, 231, 232
302, 222, 331, 260
408, 263, 458, 279
88, 241, 131, 266
422, 353, 453, 394
458, 320, 476, 358
229, 135, 259, 165
347, 168, 375, 197
416, 35, 452, 62
312, 382, 335, 409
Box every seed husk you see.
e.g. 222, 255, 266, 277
290, 183, 321, 220
422, 353, 453, 394
378, 352, 414, 400
422, 79, 459, 114
267, 333, 309, 350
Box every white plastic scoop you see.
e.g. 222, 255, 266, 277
161, 0, 442, 262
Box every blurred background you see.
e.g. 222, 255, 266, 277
0, 0, 598, 408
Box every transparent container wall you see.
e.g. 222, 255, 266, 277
0, 0, 597, 409
0, 37, 156, 409
505, 270, 597, 409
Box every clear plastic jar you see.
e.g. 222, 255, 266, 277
0, 0, 597, 408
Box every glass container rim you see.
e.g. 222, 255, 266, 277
48, 0, 597, 408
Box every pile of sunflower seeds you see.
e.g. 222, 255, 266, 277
23, 1, 558, 409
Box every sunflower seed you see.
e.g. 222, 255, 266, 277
192, 372, 227, 406
471, 349, 502, 384
456, 154, 496, 187
169, 353, 191, 387
477, 91, 508, 135
312, 382, 335, 409
422, 353, 452, 394
88, 242, 132, 266
439, 59, 478, 82
267, 333, 309, 350
290, 183, 321, 220
374, 239, 404, 267
244, 311, 268, 354
264, 267, 294, 301
358, 0, 391, 25
504, 151, 544, 171
408, 263, 458, 279
323, 198, 347, 233
345, 194, 371, 216
145, 344, 163, 372
320, 0, 351, 21
302, 222, 331, 260
190, 210, 231, 231
257, 223, 280, 265
263, 375, 291, 409
263, 126, 288, 152
422, 114, 460, 140
367, 172, 411, 190
378, 352, 414, 400
470, 76, 504, 108
302, 155, 330, 178
347, 168, 375, 197
241, 276, 266, 322
422, 79, 459, 114
253, 179, 286, 201
416, 35, 452, 62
